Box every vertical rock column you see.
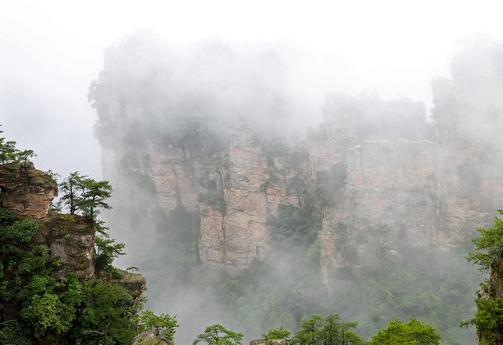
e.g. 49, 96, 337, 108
199, 120, 269, 270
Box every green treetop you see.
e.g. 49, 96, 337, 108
264, 327, 291, 344
369, 319, 440, 345
193, 324, 243, 345
78, 177, 112, 221
467, 210, 503, 271
59, 171, 86, 215
137, 310, 179, 344
292, 315, 363, 345
466, 210, 503, 344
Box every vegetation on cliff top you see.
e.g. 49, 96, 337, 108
0, 129, 175, 345
465, 210, 503, 344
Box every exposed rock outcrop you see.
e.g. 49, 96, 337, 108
0, 163, 99, 278
250, 339, 286, 345
0, 162, 58, 219
133, 331, 168, 345
0, 161, 147, 298
105, 270, 147, 302
92, 36, 503, 276
199, 121, 269, 269
37, 214, 96, 278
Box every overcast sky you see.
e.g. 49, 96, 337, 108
1, 0, 502, 178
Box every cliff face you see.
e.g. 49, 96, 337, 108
97, 102, 488, 276
100, 117, 302, 271
92, 37, 503, 277
0, 163, 58, 219
317, 96, 443, 276
316, 85, 503, 278
97, 94, 502, 275
199, 121, 301, 269
0, 162, 146, 295
0, 163, 98, 278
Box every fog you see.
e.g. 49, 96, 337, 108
2, 0, 503, 178
1, 1, 503, 344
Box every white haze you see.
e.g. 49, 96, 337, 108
0, 2, 502, 342
1, 0, 503, 178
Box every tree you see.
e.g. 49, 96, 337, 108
94, 236, 125, 277
318, 315, 363, 345
293, 315, 324, 345
369, 319, 440, 345
17, 149, 36, 169
21, 292, 68, 335
78, 177, 112, 221
264, 327, 291, 344
0, 130, 146, 345
137, 310, 179, 344
59, 173, 112, 222
292, 315, 363, 345
193, 324, 243, 345
467, 210, 503, 270
466, 210, 503, 344
77, 280, 136, 345
59, 171, 86, 215
0, 127, 37, 166
0, 127, 19, 165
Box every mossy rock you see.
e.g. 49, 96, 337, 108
133, 332, 168, 345
103, 270, 147, 301
37, 213, 91, 243
0, 162, 57, 193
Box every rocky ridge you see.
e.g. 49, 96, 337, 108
0, 162, 146, 296
93, 38, 503, 280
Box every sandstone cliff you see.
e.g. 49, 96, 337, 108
91, 36, 503, 280
0, 162, 146, 294
0, 162, 57, 219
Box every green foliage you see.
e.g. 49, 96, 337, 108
314, 164, 346, 209
59, 172, 125, 278
369, 319, 440, 345
472, 297, 503, 337
292, 314, 363, 345
264, 327, 291, 343
22, 292, 68, 335
1, 217, 38, 243
94, 236, 125, 276
137, 310, 179, 344
467, 210, 503, 270
59, 172, 112, 221
193, 324, 243, 345
0, 131, 153, 344
153, 115, 226, 158
0, 194, 137, 345
269, 204, 320, 250
0, 138, 18, 164
0, 209, 82, 342
215, 200, 476, 345
0, 320, 32, 345
76, 280, 137, 345
0, 127, 37, 166
59, 171, 85, 215
466, 211, 503, 344
17, 150, 36, 169
78, 178, 112, 220
332, 243, 478, 344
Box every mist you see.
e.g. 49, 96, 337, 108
5, 0, 503, 179
2, 1, 503, 344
